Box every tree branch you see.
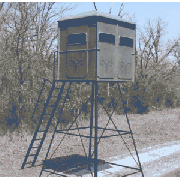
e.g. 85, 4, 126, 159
109, 2, 113, 14
93, 2, 97, 11
118, 3, 125, 17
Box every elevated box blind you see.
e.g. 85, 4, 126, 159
58, 10, 136, 82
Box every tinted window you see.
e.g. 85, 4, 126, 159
120, 37, 133, 48
99, 33, 115, 45
67, 33, 86, 45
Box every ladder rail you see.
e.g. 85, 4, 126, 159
21, 81, 55, 169
31, 79, 52, 123
31, 82, 65, 166
39, 83, 71, 176
40, 82, 71, 177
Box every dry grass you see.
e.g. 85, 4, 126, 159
1, 107, 180, 177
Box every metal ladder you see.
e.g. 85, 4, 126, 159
21, 81, 65, 169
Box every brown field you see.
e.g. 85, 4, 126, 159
1, 107, 180, 177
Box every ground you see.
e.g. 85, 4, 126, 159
0, 107, 180, 177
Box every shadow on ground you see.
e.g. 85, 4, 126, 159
43, 154, 112, 176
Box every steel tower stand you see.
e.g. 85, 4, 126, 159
22, 79, 144, 177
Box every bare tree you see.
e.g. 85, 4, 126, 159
137, 18, 180, 80
172, 40, 180, 66
0, 2, 79, 128
136, 17, 180, 108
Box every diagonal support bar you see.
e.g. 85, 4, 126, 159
118, 84, 144, 177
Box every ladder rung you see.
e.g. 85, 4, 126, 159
34, 138, 42, 140
54, 88, 61, 89
29, 154, 36, 156
38, 131, 45, 132
25, 162, 32, 164
31, 147, 38, 148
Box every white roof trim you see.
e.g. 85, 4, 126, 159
58, 10, 135, 25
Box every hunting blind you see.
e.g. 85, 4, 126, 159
57, 10, 136, 81
21, 11, 144, 177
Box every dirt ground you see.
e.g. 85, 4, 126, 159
1, 107, 180, 177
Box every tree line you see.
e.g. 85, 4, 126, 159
0, 2, 180, 134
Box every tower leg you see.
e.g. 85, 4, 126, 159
89, 82, 94, 174
94, 82, 98, 177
